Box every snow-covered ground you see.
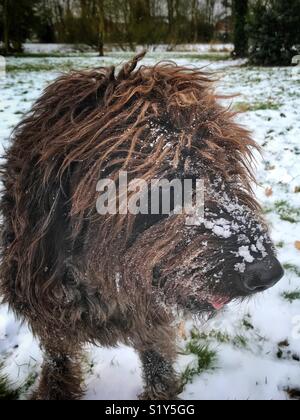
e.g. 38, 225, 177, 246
22, 42, 233, 54
0, 50, 299, 400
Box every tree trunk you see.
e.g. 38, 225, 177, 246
167, 0, 174, 39
3, 0, 10, 54
205, 0, 216, 25
121, 0, 135, 50
232, 0, 249, 58
97, 0, 105, 56
191, 0, 198, 43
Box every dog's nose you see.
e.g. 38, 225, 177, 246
242, 257, 284, 292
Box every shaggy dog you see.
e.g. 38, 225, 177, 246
0, 53, 283, 400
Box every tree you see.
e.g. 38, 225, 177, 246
248, 0, 300, 66
232, 0, 249, 57
36, 0, 56, 43
96, 0, 105, 56
128, 0, 163, 45
2, 0, 9, 53
205, 0, 217, 25
0, 0, 39, 54
1, 0, 231, 53
167, 0, 174, 34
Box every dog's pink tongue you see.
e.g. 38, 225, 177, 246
209, 297, 229, 311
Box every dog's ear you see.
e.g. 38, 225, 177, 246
117, 51, 147, 81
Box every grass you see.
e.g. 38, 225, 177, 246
264, 201, 300, 223
0, 361, 39, 400
0, 363, 19, 401
190, 328, 249, 348
164, 53, 230, 62
182, 341, 217, 385
108, 50, 230, 62
6, 61, 82, 73
19, 372, 38, 395
282, 289, 300, 303
181, 325, 253, 386
283, 264, 300, 277
5, 51, 230, 73
190, 328, 230, 344
233, 335, 248, 348
234, 100, 281, 113
9, 52, 85, 58
242, 318, 255, 331
274, 201, 300, 223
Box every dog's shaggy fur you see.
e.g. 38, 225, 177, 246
0, 53, 278, 400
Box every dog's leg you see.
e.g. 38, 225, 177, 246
32, 338, 84, 401
133, 323, 183, 400
139, 349, 183, 400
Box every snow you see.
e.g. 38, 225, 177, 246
234, 262, 246, 274
0, 47, 300, 400
22, 42, 233, 54
237, 246, 255, 264
205, 219, 233, 238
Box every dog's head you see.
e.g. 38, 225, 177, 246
124, 165, 283, 315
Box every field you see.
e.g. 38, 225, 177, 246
0, 46, 300, 400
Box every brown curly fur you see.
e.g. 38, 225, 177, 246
0, 52, 264, 400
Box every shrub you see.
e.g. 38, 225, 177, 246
248, 0, 300, 66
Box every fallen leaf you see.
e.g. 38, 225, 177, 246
295, 186, 300, 193
295, 241, 300, 251
265, 187, 273, 197
278, 339, 289, 348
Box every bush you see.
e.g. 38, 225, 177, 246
248, 0, 300, 66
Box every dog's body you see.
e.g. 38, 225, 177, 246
0, 54, 283, 400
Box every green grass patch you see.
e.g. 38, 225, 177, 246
282, 289, 300, 303
233, 335, 248, 348
10, 52, 85, 58
181, 324, 255, 385
283, 264, 300, 277
265, 201, 300, 223
6, 51, 230, 74
167, 53, 230, 62
190, 329, 230, 344
6, 61, 81, 73
263, 206, 273, 215
234, 101, 281, 112
107, 50, 230, 62
182, 341, 217, 385
0, 361, 39, 400
274, 201, 300, 223
0, 364, 19, 401
242, 318, 255, 330
190, 328, 249, 348
19, 372, 38, 395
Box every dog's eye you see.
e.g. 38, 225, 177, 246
127, 176, 194, 246
128, 213, 168, 247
